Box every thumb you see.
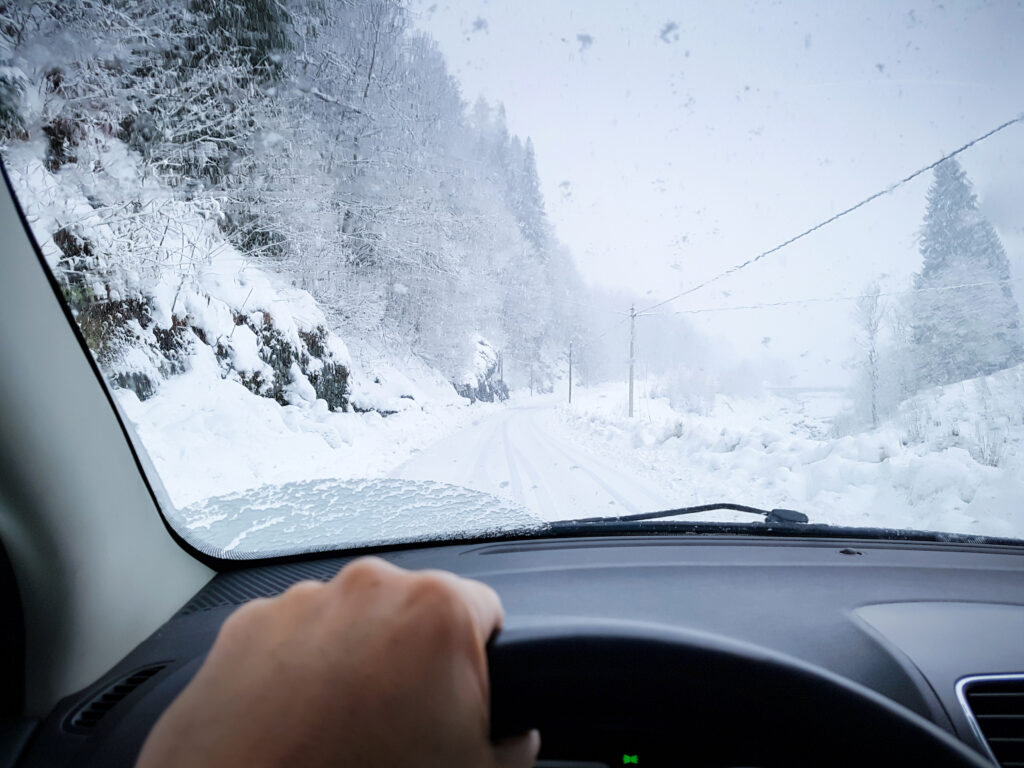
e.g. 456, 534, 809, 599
493, 729, 541, 768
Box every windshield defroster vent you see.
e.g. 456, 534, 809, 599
958, 674, 1024, 767
64, 663, 168, 734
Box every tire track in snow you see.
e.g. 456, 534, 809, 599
501, 416, 527, 507
389, 397, 674, 521
468, 411, 505, 490
501, 411, 561, 518
526, 411, 674, 513
516, 410, 643, 515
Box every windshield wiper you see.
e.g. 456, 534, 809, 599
556, 502, 809, 526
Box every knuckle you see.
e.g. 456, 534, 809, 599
407, 573, 470, 630
409, 572, 456, 604
216, 597, 270, 644
336, 556, 393, 590
280, 579, 325, 604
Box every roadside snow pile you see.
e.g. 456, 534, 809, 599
455, 335, 509, 403
180, 478, 539, 556
117, 345, 494, 508
347, 350, 464, 415
896, 364, 1024, 469
554, 372, 1024, 540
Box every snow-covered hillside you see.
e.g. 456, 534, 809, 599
6, 139, 353, 407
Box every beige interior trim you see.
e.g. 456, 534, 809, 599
0, 171, 212, 715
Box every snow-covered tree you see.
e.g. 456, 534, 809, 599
855, 281, 883, 427
1, 0, 585, 398
910, 158, 1023, 388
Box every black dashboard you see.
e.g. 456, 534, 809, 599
16, 533, 1024, 767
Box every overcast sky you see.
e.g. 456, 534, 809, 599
410, 0, 1024, 385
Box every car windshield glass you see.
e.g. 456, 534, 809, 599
2, 1, 1023, 558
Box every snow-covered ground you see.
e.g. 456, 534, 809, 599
550, 379, 1024, 538
391, 392, 676, 518
394, 376, 1024, 540
117, 347, 498, 510
122, 356, 1024, 551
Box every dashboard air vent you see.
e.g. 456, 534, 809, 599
64, 663, 168, 733
958, 674, 1024, 768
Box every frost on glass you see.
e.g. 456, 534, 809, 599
180, 479, 542, 556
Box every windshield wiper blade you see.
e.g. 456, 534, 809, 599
557, 502, 809, 526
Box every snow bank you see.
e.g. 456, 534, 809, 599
347, 350, 464, 414
116, 341, 501, 509
455, 335, 509, 403
895, 364, 1024, 468
553, 373, 1024, 540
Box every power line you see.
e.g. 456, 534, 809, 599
639, 113, 1024, 315
661, 276, 1024, 316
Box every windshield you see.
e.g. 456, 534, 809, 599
2, 1, 1023, 558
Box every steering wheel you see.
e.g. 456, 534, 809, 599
488, 619, 989, 767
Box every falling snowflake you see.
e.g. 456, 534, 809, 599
659, 21, 679, 43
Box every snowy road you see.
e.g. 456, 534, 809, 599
390, 395, 674, 521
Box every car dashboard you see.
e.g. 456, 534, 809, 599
14, 533, 1024, 767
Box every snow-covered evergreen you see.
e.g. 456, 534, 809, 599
910, 159, 1024, 388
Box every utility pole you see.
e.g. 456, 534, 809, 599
628, 304, 636, 418
568, 340, 573, 404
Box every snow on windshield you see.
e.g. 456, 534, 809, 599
1, 1, 1023, 556
181, 479, 539, 557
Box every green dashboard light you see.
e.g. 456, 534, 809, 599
622, 755, 638, 765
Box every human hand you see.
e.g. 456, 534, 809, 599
136, 556, 539, 768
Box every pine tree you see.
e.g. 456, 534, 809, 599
910, 158, 1023, 388
515, 138, 550, 254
